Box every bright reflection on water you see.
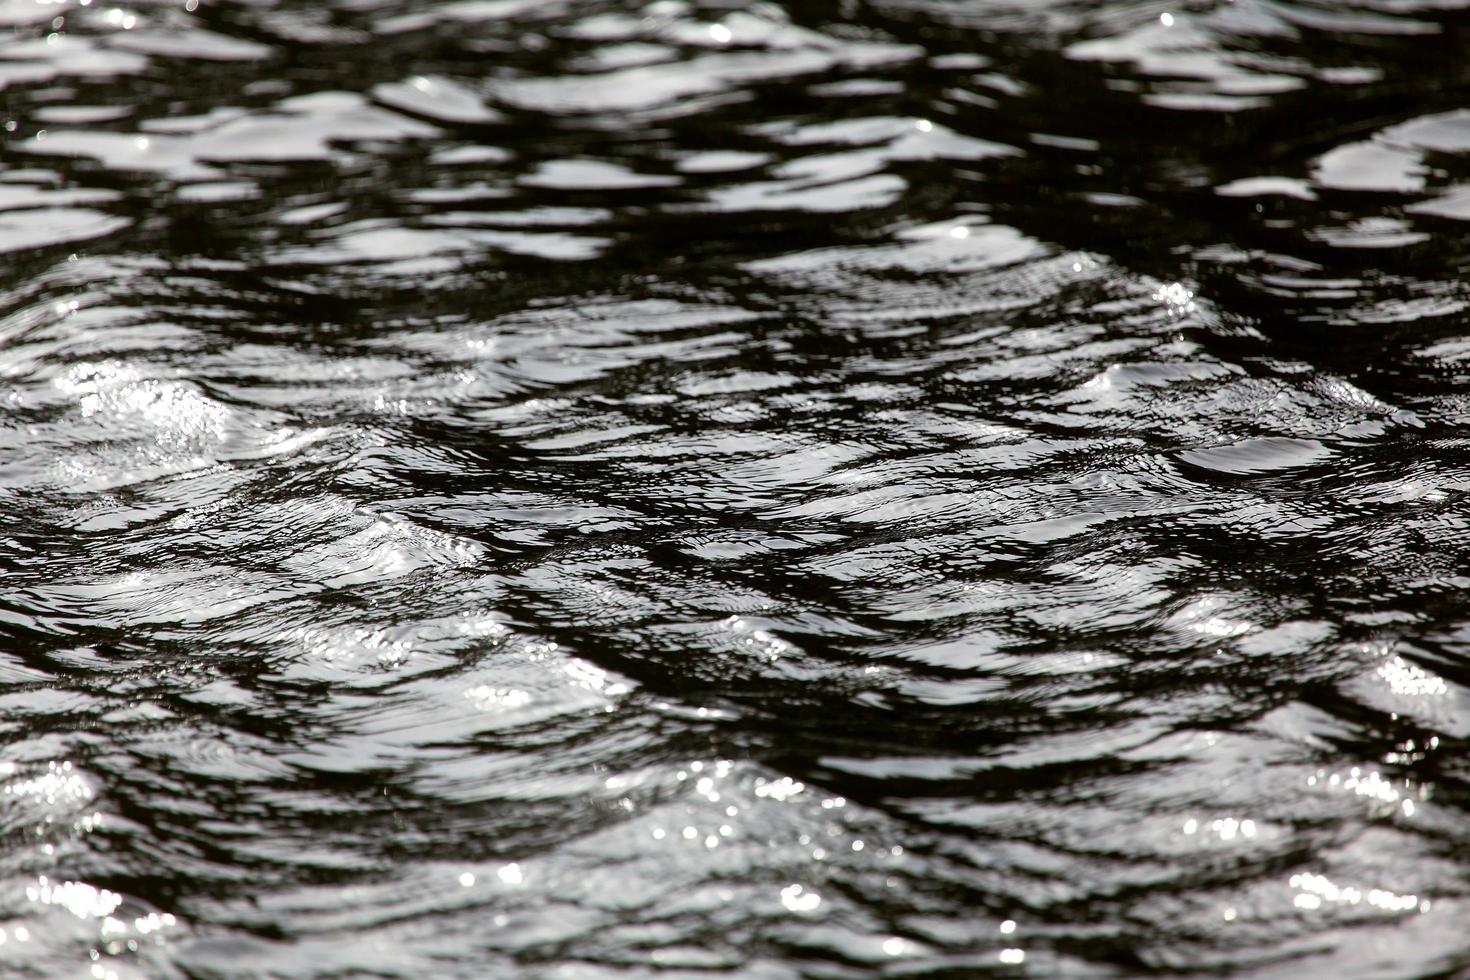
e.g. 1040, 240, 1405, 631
3, 0, 1470, 976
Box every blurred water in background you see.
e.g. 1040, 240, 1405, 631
3, 0, 1470, 975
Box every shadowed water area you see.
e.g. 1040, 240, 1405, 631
3, 0, 1470, 976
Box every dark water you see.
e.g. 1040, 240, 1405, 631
3, 1, 1470, 976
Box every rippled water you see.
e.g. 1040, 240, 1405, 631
4, 0, 1470, 976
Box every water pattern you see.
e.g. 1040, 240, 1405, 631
3, 0, 1470, 976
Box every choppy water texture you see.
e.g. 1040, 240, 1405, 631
4, 0, 1470, 977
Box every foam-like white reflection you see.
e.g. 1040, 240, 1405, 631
1377, 656, 1448, 697
1182, 816, 1258, 841
754, 776, 804, 801
2, 759, 94, 807
722, 615, 792, 661
1290, 872, 1426, 914
1154, 281, 1198, 316
52, 360, 231, 462
562, 657, 630, 696
780, 883, 821, 912
465, 686, 533, 710
26, 876, 121, 919
1173, 595, 1254, 639
1306, 765, 1423, 814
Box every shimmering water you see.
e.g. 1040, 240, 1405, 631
4, 0, 1470, 976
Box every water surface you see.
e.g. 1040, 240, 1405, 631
4, 0, 1470, 976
